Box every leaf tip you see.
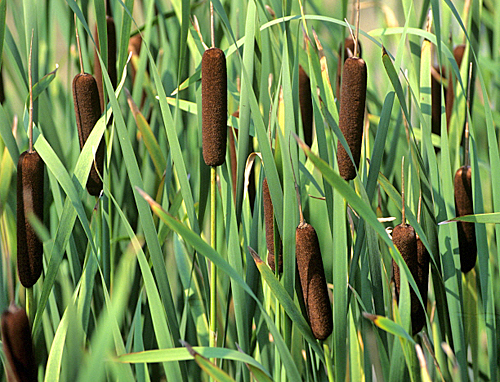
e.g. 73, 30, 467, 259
248, 246, 263, 265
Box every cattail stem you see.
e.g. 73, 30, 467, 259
401, 157, 405, 224
210, 2, 215, 48
28, 30, 34, 154
75, 14, 84, 75
26, 287, 34, 324
324, 344, 335, 381
209, 166, 217, 357
464, 62, 472, 168
354, 0, 360, 57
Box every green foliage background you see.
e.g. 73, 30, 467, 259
0, 0, 499, 380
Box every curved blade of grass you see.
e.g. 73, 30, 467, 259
44, 294, 75, 382
126, 88, 166, 178
24, 65, 58, 108
181, 341, 236, 382
0, 104, 20, 163
137, 187, 302, 381
444, 212, 500, 224
117, 346, 270, 377
363, 312, 415, 344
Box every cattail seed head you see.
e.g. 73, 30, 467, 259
454, 165, 476, 273
296, 222, 332, 340
94, 16, 117, 113
1, 305, 37, 382
202, 47, 227, 167
391, 224, 421, 335
412, 238, 430, 334
17, 151, 44, 288
337, 56, 367, 180
72, 73, 105, 196
298, 65, 313, 147
262, 178, 282, 273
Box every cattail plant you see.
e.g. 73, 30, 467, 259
1, 305, 37, 382
336, 0, 367, 181
262, 178, 282, 273
298, 65, 313, 147
292, 149, 332, 339
202, 3, 227, 354
392, 158, 422, 335
202, 47, 227, 167
73, 22, 105, 196
17, 34, 44, 288
94, 16, 117, 113
296, 221, 333, 340
454, 63, 476, 273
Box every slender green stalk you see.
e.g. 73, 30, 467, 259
26, 287, 34, 324
210, 166, 217, 357
324, 343, 334, 382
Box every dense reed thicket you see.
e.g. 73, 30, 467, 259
0, 0, 499, 381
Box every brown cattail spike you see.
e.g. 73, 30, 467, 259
298, 65, 313, 147
414, 238, 429, 334
202, 47, 227, 167
296, 222, 332, 340
1, 305, 37, 382
17, 151, 44, 288
94, 16, 117, 113
262, 178, 282, 273
454, 165, 476, 273
337, 56, 367, 180
391, 223, 420, 335
72, 73, 105, 196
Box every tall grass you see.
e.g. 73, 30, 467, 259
0, 0, 499, 380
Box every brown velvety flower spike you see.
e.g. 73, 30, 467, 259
17, 151, 44, 288
413, 238, 429, 334
202, 47, 227, 167
72, 73, 105, 196
1, 305, 37, 382
337, 56, 367, 180
296, 222, 333, 340
454, 165, 476, 273
262, 178, 282, 273
392, 223, 421, 335
298, 65, 313, 147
